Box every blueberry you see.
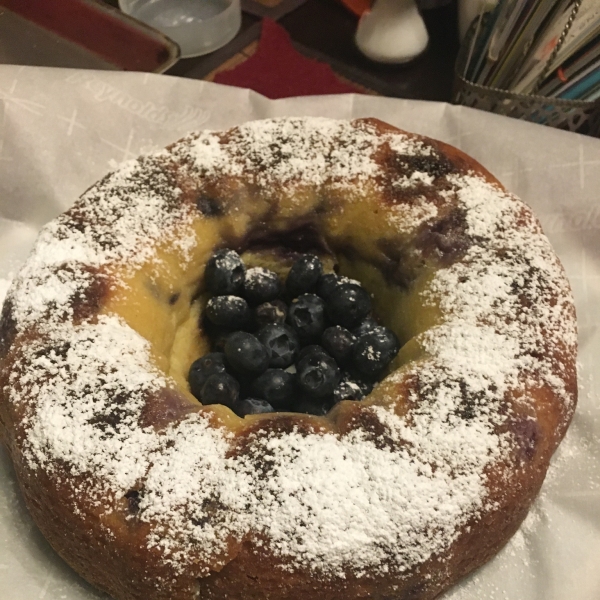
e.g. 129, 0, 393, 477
326, 283, 372, 329
205, 295, 250, 329
188, 352, 227, 399
252, 369, 296, 410
200, 372, 239, 407
287, 294, 326, 342
293, 396, 332, 416
285, 254, 323, 297
204, 249, 245, 296
296, 344, 330, 362
316, 273, 340, 300
332, 380, 363, 403
224, 331, 271, 375
257, 323, 299, 368
352, 316, 379, 338
254, 300, 288, 328
332, 374, 372, 403
316, 273, 359, 300
321, 326, 356, 367
205, 326, 231, 353
243, 267, 281, 305
353, 327, 400, 377
234, 398, 274, 417
296, 352, 340, 398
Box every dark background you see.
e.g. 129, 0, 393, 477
107, 0, 461, 102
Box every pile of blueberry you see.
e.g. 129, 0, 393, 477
188, 249, 400, 417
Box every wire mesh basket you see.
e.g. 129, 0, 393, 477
453, 75, 600, 136
453, 15, 600, 138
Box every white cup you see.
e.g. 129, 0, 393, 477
119, 0, 242, 58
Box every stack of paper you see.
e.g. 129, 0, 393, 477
462, 0, 600, 100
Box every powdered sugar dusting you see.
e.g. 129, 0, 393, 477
423, 324, 521, 394
142, 415, 252, 573
388, 200, 439, 234
7, 152, 195, 331
0, 118, 576, 586
134, 402, 506, 576
425, 175, 577, 410
11, 315, 164, 492
180, 118, 417, 191
246, 419, 499, 576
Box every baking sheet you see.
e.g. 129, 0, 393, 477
0, 0, 180, 73
0, 64, 599, 600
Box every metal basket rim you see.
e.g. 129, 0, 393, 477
453, 71, 600, 109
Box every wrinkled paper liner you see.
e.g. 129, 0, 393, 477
0, 65, 599, 600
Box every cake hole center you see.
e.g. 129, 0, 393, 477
187, 248, 401, 417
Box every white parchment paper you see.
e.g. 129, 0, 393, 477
0, 64, 599, 600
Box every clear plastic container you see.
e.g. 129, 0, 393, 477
119, 0, 241, 58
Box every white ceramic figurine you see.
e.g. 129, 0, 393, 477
355, 0, 429, 63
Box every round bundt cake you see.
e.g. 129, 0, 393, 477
0, 117, 577, 600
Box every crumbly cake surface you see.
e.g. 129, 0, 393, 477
0, 118, 577, 600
